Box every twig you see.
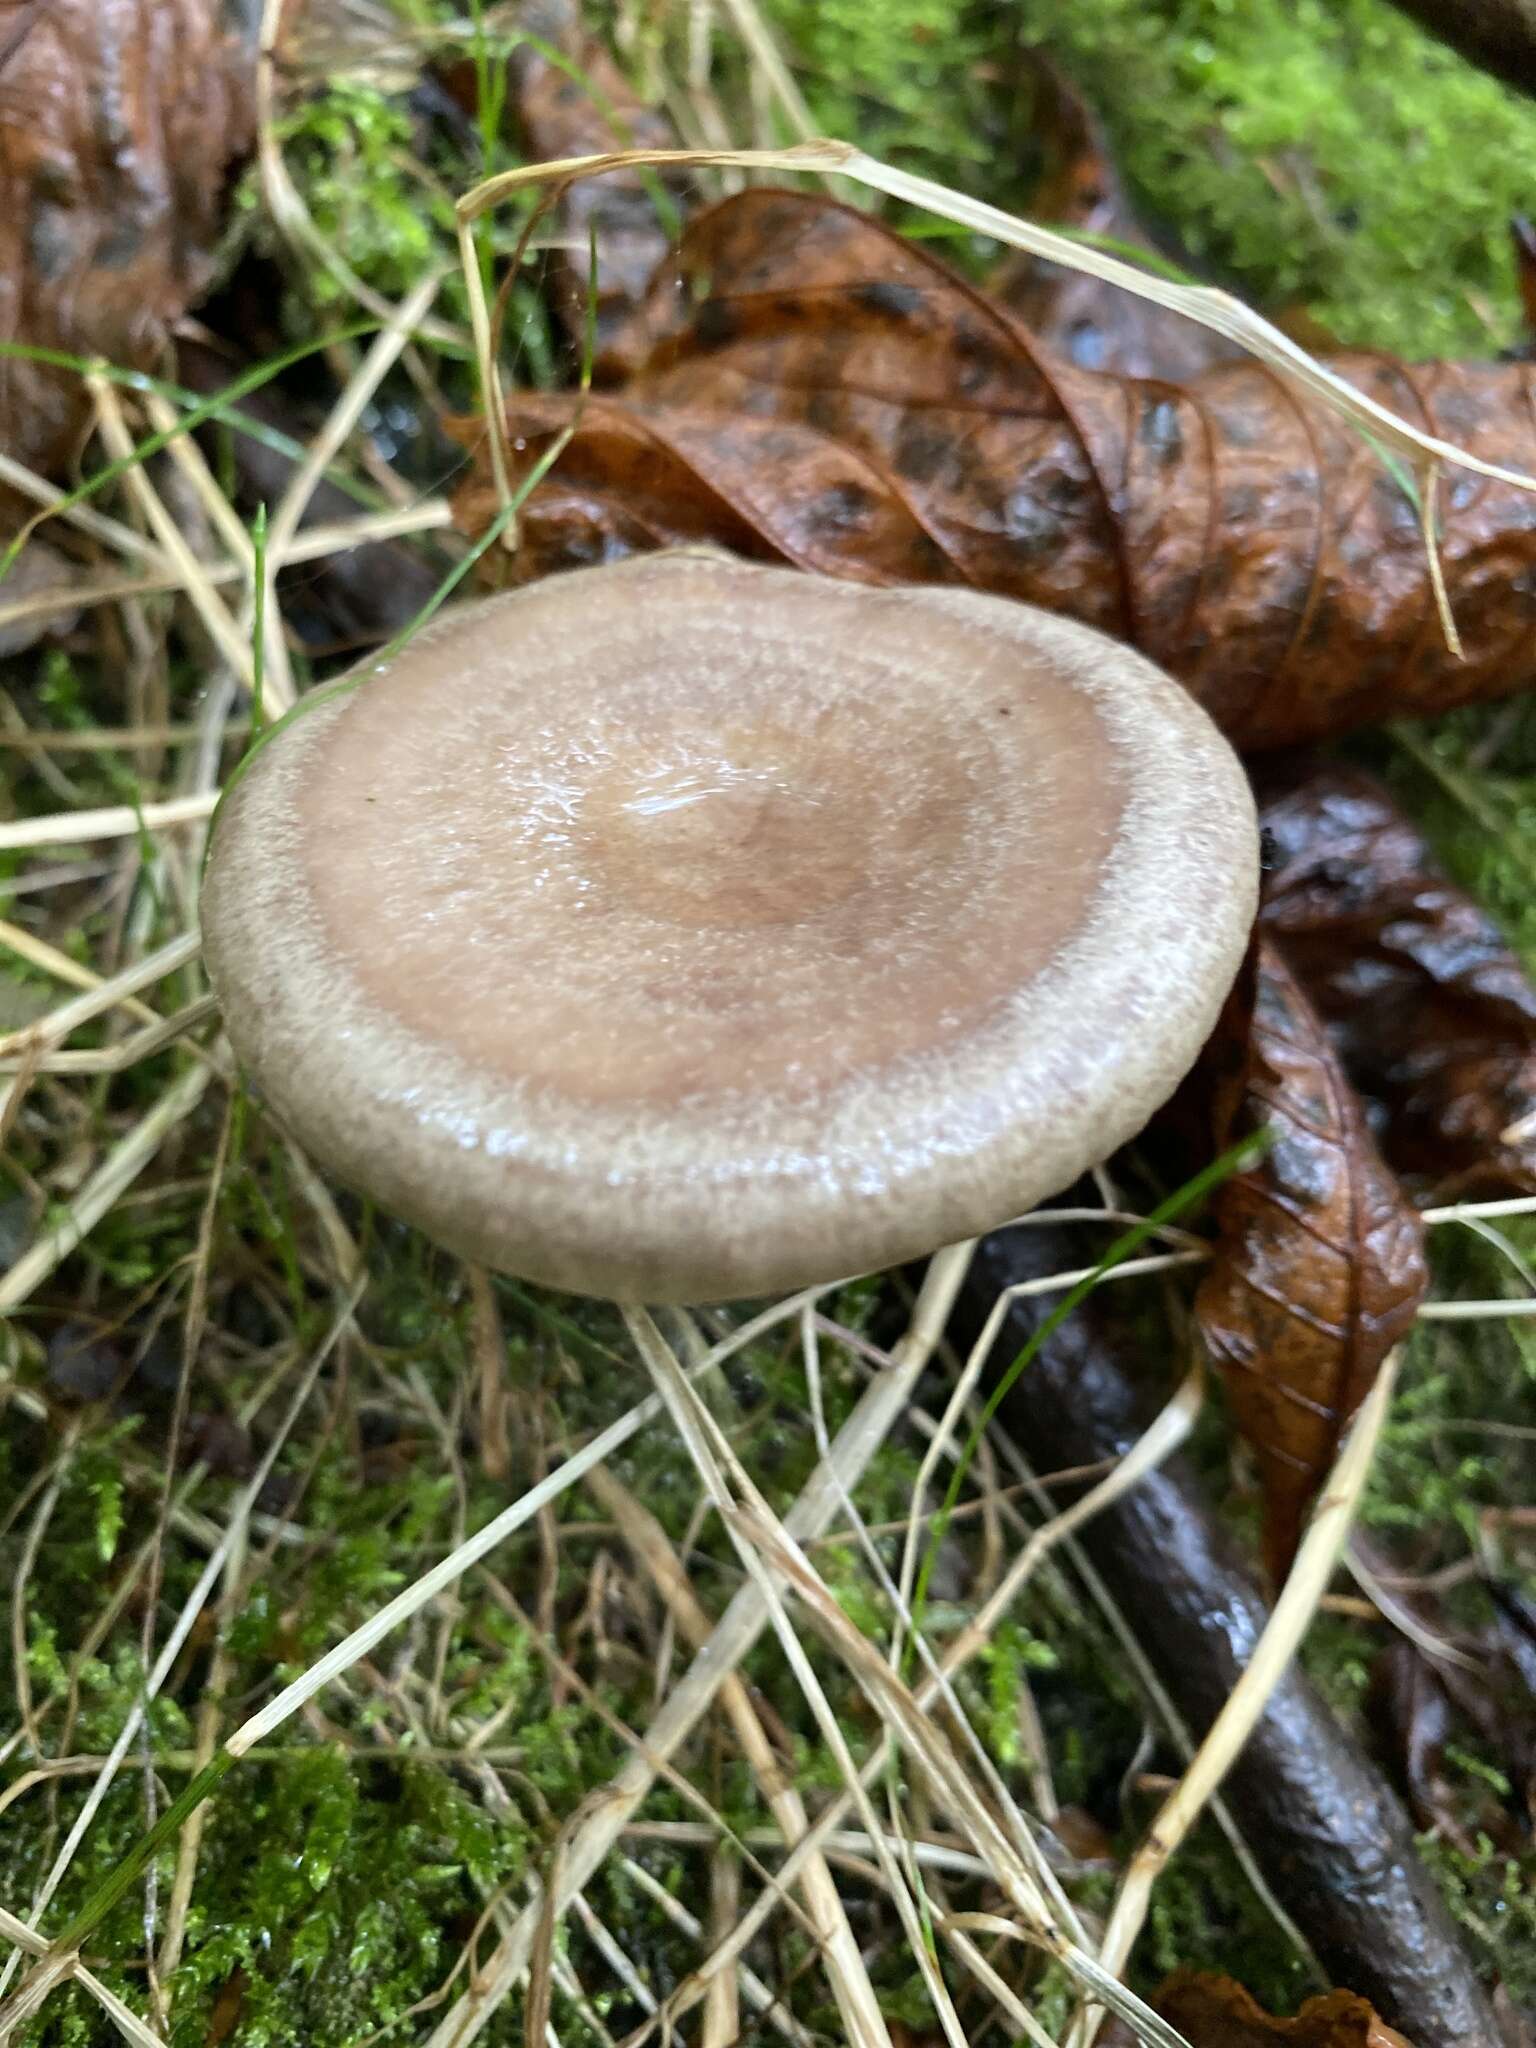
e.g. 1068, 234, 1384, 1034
1084, 1347, 1403, 2028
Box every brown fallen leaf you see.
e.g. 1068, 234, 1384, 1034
456, 186, 1536, 750
992, 60, 1240, 382
1194, 936, 1428, 1580
1371, 1635, 1530, 1854
1255, 757, 1536, 1199
0, 0, 258, 492
1368, 1562, 1536, 1851
499, 0, 681, 379
1151, 1970, 1416, 2047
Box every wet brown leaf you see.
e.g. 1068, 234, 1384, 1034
457, 186, 1536, 750
1371, 1636, 1524, 1854
1194, 936, 1428, 1579
1369, 1564, 1536, 1849
501, 0, 681, 379
992, 61, 1240, 382
1153, 1971, 1416, 2047
1256, 757, 1536, 1198
0, 0, 258, 492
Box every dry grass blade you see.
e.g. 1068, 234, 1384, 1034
0, 451, 172, 566
0, 999, 220, 1078
0, 1062, 210, 1315
0, 1909, 45, 1960
74, 1966, 172, 2048
85, 378, 277, 717
423, 1242, 974, 2048
262, 268, 446, 642
797, 1307, 1086, 1950
0, 794, 219, 852
215, 1288, 837, 1772
624, 1303, 1206, 2048
629, 1338, 1211, 2034
625, 1303, 959, 2048
0, 1284, 358, 2002
0, 920, 166, 1024
702, 1844, 740, 2048
455, 139, 1536, 537
893, 1252, 1203, 1669
0, 932, 201, 1058
0, 501, 454, 637
585, 1463, 887, 2045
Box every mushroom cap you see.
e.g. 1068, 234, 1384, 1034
201, 550, 1257, 1303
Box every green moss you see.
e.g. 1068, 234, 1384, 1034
760, 0, 1018, 180
764, 0, 1536, 356
1008, 0, 1536, 356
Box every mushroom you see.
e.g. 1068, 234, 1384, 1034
200, 549, 1257, 1303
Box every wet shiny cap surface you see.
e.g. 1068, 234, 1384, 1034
200, 550, 1258, 1302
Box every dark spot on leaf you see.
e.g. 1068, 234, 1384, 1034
27, 201, 76, 283
1139, 394, 1183, 464
693, 298, 737, 349
1001, 488, 1061, 554
856, 280, 923, 319
807, 482, 873, 536
894, 418, 952, 485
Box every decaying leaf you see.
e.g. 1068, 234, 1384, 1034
0, 0, 259, 493
1257, 757, 1536, 1198
1194, 937, 1428, 1579
1370, 1568, 1536, 1851
502, 0, 681, 375
1371, 1635, 1528, 1854
992, 61, 1239, 382
1152, 1970, 1416, 2047
456, 186, 1536, 750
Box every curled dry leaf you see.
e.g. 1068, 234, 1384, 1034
1256, 757, 1536, 1199
1194, 936, 1428, 1580
1150, 1971, 1416, 2048
0, 0, 259, 492
458, 186, 1536, 750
